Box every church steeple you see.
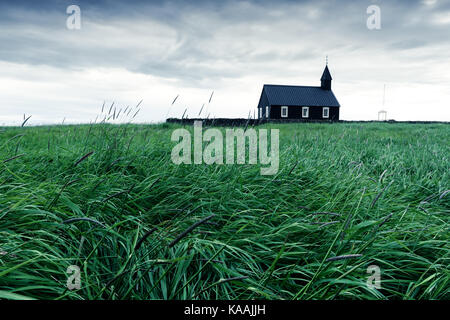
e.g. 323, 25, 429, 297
320, 64, 332, 90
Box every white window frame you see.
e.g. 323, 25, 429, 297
266, 106, 269, 119
302, 106, 309, 118
323, 107, 329, 119
281, 106, 288, 118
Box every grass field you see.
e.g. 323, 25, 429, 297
0, 121, 448, 300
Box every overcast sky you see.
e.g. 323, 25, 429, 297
0, 0, 449, 125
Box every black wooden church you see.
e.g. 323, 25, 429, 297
257, 64, 340, 120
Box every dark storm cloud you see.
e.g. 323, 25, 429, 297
0, 0, 448, 124
0, 0, 449, 85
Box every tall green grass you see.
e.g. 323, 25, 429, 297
0, 122, 448, 300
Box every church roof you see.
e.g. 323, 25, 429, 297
262, 84, 340, 107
